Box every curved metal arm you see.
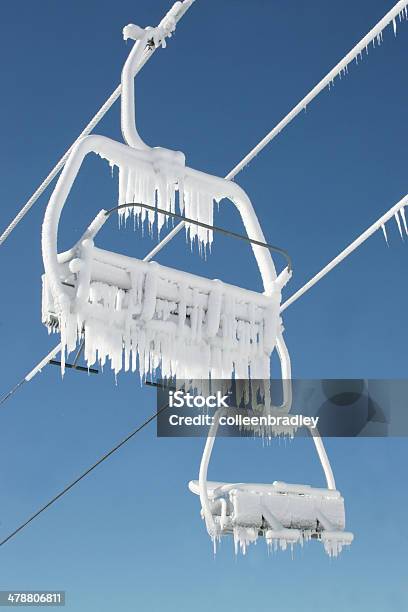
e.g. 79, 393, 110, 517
198, 411, 337, 535
120, 1, 192, 149
121, 27, 151, 150
276, 331, 292, 411
309, 427, 336, 490
198, 408, 226, 536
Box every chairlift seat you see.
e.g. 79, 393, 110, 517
188, 479, 353, 556
42, 240, 282, 379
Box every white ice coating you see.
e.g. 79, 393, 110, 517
37, 3, 362, 562
226, 0, 408, 181
115, 157, 215, 249
118, 18, 214, 248
188, 480, 353, 557
42, 247, 280, 380
41, 129, 287, 379
191, 408, 349, 557
282, 195, 408, 313
380, 205, 408, 244
0, 1, 196, 248
2, 0, 406, 250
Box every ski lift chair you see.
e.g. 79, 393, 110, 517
41, 17, 292, 390
189, 408, 354, 556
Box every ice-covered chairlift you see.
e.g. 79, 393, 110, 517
41, 14, 293, 387
40, 4, 353, 559
189, 408, 354, 556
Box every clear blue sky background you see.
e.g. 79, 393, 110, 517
0, 1, 407, 610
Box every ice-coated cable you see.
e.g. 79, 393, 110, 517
281, 193, 408, 311
143, 0, 408, 262
0, 0, 195, 246
0, 344, 62, 407
1, 1, 406, 247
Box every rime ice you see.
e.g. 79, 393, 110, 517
42, 249, 281, 381
188, 480, 354, 557
115, 153, 215, 249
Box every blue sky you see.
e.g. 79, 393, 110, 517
0, 0, 407, 610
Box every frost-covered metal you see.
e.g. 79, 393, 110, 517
39, 2, 360, 560
189, 480, 353, 557
189, 409, 354, 556
42, 245, 283, 380
41, 16, 291, 383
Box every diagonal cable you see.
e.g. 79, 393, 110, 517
1, 1, 406, 247
0, 401, 169, 548
0, 0, 195, 246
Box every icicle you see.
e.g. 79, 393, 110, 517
400, 206, 408, 236
393, 17, 397, 36
118, 166, 128, 206
55, 250, 279, 382
381, 223, 388, 245
395, 212, 403, 239
114, 146, 188, 239
181, 177, 215, 250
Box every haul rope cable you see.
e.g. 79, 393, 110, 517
281, 192, 408, 311
100, 0, 408, 263
0, 341, 97, 408
0, 0, 406, 246
0, 0, 196, 246
0, 344, 63, 408
0, 399, 170, 548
